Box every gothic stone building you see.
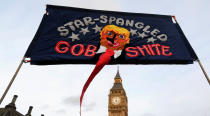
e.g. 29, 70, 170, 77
108, 70, 128, 116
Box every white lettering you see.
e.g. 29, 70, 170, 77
151, 29, 160, 37
64, 22, 76, 31
143, 25, 151, 33
57, 26, 69, 36
74, 20, 85, 28
125, 20, 134, 27
135, 22, 144, 29
83, 17, 95, 26
109, 16, 116, 24
100, 15, 108, 23
157, 34, 167, 41
116, 18, 124, 26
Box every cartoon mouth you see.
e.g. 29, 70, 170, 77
106, 34, 120, 48
107, 38, 120, 48
107, 37, 114, 44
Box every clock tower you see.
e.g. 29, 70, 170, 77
108, 69, 128, 116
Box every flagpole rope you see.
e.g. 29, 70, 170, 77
0, 56, 25, 105
197, 59, 210, 85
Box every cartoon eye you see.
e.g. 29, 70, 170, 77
107, 31, 112, 36
119, 35, 124, 39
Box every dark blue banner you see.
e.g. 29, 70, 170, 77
25, 5, 198, 65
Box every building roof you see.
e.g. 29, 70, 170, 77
112, 83, 123, 90
0, 95, 24, 116
115, 71, 121, 79
0, 95, 34, 116
114, 67, 121, 79
111, 68, 124, 90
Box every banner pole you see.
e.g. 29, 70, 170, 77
172, 16, 209, 85
197, 59, 210, 85
0, 56, 25, 105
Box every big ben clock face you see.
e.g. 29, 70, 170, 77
112, 96, 121, 105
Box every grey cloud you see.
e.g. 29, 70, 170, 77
63, 95, 80, 106
84, 102, 96, 112
62, 95, 96, 112
56, 109, 67, 114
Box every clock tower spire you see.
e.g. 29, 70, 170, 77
108, 68, 128, 116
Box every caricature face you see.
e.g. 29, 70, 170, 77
100, 25, 130, 50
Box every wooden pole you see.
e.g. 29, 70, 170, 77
197, 59, 210, 85
0, 56, 25, 105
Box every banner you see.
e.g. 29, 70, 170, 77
25, 5, 198, 65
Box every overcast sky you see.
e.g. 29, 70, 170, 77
0, 0, 210, 116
